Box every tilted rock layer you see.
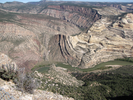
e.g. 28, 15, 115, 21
0, 2, 133, 69
49, 17, 133, 68
0, 13, 81, 70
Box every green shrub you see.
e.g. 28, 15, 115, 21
0, 64, 17, 81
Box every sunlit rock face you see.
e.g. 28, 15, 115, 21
0, 13, 81, 71
113, 13, 133, 30
0, 2, 133, 69
0, 4, 101, 70
48, 17, 133, 68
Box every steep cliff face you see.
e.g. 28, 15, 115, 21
94, 7, 124, 16
48, 34, 82, 67
48, 16, 133, 68
0, 22, 41, 71
110, 3, 133, 12
0, 4, 101, 29
0, 11, 81, 70
0, 2, 133, 69
48, 5, 100, 19
44, 5, 101, 28
113, 13, 133, 30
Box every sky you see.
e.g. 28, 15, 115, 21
0, 0, 133, 3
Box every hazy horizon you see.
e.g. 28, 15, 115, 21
0, 0, 133, 3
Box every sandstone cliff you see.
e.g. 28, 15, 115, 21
0, 2, 133, 70
44, 5, 101, 28
0, 3, 101, 29
48, 16, 133, 68
0, 10, 81, 70
113, 13, 133, 30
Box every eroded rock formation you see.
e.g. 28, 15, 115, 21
0, 12, 81, 70
0, 2, 133, 69
48, 16, 133, 68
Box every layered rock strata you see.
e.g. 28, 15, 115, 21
0, 12, 81, 70
0, 4, 101, 29
48, 16, 133, 68
0, 3, 133, 69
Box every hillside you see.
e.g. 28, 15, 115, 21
0, 1, 133, 100
0, 2, 101, 70
0, 1, 133, 70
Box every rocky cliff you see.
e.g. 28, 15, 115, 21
48, 15, 133, 68
0, 4, 101, 28
0, 2, 133, 69
43, 5, 101, 28
0, 9, 81, 70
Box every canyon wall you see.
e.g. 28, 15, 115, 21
48, 16, 133, 68
0, 2, 133, 69
0, 4, 101, 28
0, 11, 81, 70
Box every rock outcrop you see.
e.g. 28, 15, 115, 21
0, 2, 133, 100
48, 17, 133, 68
94, 7, 124, 16
0, 2, 133, 69
113, 13, 133, 30
0, 2, 101, 70
48, 34, 82, 67
44, 5, 101, 28
46, 64, 84, 86
0, 11, 81, 70
0, 52, 17, 72
0, 4, 101, 29
0, 78, 74, 100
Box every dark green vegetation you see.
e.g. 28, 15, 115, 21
41, 65, 133, 100
79, 65, 133, 100
0, 64, 17, 81
20, 13, 61, 21
37, 67, 50, 73
34, 58, 133, 73
31, 61, 51, 71
116, 57, 133, 63
0, 10, 16, 22
56, 59, 133, 72
94, 59, 133, 68
35, 58, 133, 100
0, 65, 38, 94
0, 68, 16, 81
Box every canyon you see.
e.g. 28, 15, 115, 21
0, 1, 133, 70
